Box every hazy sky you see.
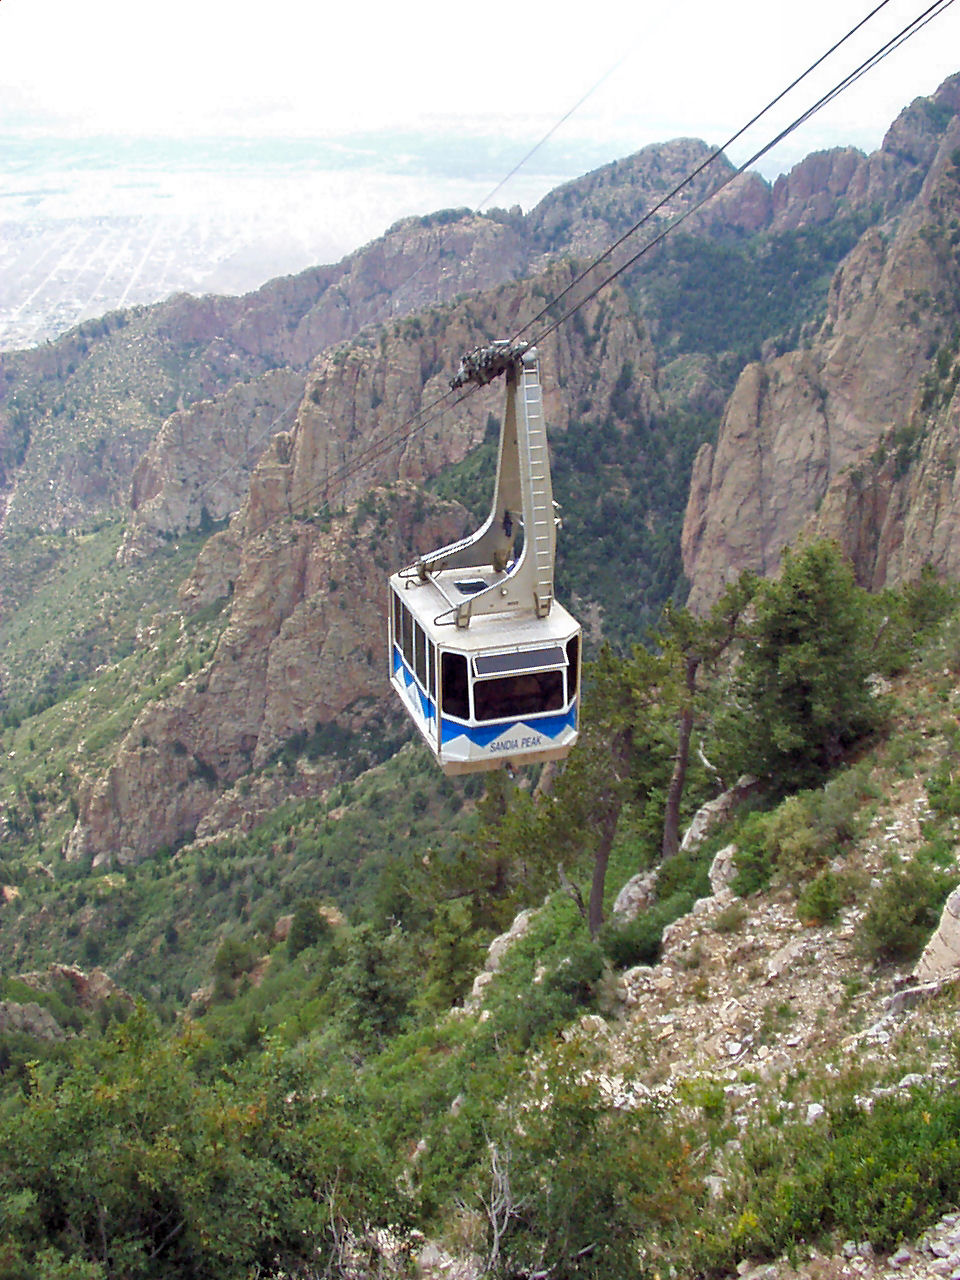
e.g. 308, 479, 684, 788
5, 0, 960, 177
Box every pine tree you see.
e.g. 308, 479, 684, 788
716, 542, 877, 790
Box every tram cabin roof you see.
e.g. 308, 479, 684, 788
389, 566, 579, 654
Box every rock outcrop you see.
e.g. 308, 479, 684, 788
120, 368, 306, 561
67, 484, 467, 864
914, 885, 960, 983
0, 1001, 66, 1041
0, 964, 134, 1041
682, 75, 960, 610
19, 962, 133, 1011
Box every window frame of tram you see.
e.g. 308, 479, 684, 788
440, 651, 470, 720
473, 645, 567, 723
393, 592, 437, 705
438, 641, 581, 725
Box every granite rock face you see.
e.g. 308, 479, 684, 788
914, 885, 960, 983
683, 76, 960, 611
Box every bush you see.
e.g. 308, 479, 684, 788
713, 899, 748, 933
599, 889, 696, 968
694, 1069, 960, 1269
485, 936, 606, 1052
927, 763, 960, 819
872, 567, 959, 675
212, 935, 259, 997
733, 767, 870, 895
796, 869, 846, 925
857, 857, 958, 962
286, 900, 329, 960
655, 844, 711, 902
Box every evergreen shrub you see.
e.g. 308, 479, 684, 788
795, 869, 846, 925
717, 543, 879, 789
733, 766, 870, 895
856, 857, 958, 963
599, 890, 695, 968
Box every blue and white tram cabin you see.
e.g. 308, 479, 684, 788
389, 574, 580, 775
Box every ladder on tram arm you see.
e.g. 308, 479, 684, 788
517, 353, 555, 619
408, 341, 560, 628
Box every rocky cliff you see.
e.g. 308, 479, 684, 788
682, 75, 960, 610
65, 275, 657, 863
0, 213, 527, 541
4, 118, 938, 550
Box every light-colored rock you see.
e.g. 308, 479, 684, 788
914, 886, 960, 982
0, 1001, 65, 1041
765, 937, 807, 982
709, 843, 739, 895
485, 909, 535, 972
680, 777, 757, 852
465, 970, 494, 1008
611, 870, 658, 920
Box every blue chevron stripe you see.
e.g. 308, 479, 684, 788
393, 646, 435, 722
441, 702, 577, 747
395, 645, 576, 751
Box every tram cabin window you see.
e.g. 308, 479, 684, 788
400, 600, 414, 670
566, 634, 580, 695
392, 592, 402, 651
474, 669, 564, 722
441, 652, 469, 719
414, 622, 427, 689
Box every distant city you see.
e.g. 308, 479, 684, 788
0, 133, 620, 352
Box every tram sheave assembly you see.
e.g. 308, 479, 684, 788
389, 341, 581, 775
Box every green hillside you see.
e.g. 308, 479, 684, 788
1, 548, 959, 1277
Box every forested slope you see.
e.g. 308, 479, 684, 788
2, 547, 960, 1279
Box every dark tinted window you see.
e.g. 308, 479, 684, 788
441, 652, 469, 719
474, 646, 565, 677
400, 600, 413, 668
566, 634, 580, 699
474, 670, 564, 722
414, 622, 427, 688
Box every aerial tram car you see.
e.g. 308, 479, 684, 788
388, 341, 581, 775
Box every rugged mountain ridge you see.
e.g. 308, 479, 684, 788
3, 107, 947, 549
110, 115, 959, 560
4, 74, 959, 866
0, 214, 527, 540
65, 276, 658, 863
682, 74, 960, 609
